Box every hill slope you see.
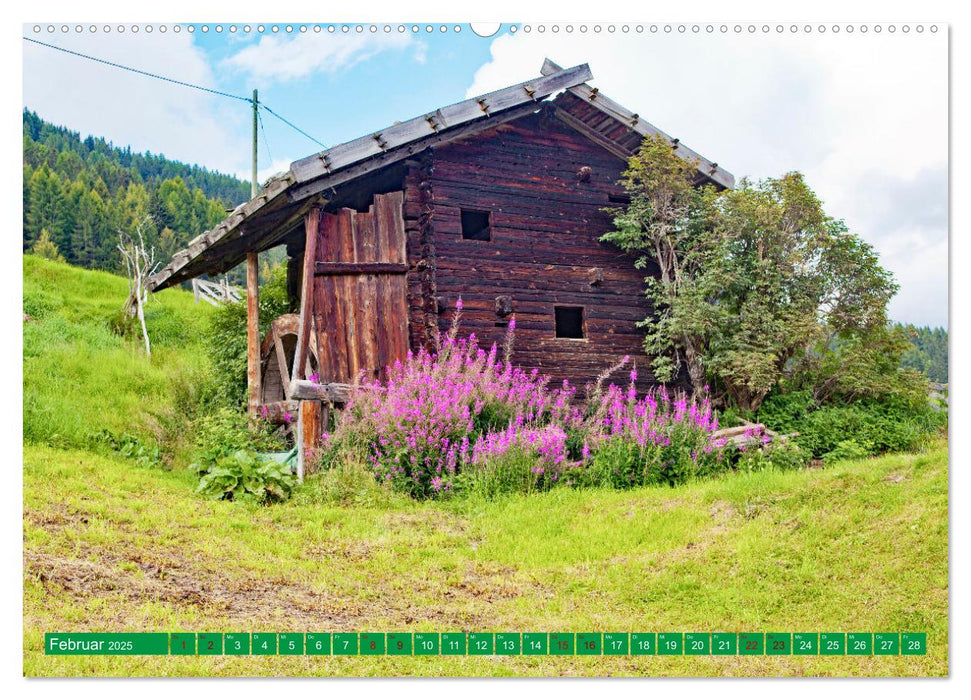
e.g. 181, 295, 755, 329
21, 257, 948, 677
23, 255, 213, 457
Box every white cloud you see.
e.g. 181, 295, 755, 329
22, 32, 248, 176
223, 31, 413, 83
468, 31, 948, 326
257, 157, 294, 186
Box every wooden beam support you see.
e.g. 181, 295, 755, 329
290, 380, 353, 403
314, 261, 409, 276
245, 252, 261, 417
291, 207, 320, 391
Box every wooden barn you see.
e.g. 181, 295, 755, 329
147, 59, 733, 477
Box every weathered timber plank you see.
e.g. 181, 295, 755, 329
314, 262, 409, 275
246, 252, 261, 417
292, 207, 320, 389
291, 380, 353, 403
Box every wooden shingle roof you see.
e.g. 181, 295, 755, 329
148, 60, 733, 291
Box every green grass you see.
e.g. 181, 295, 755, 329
24, 442, 947, 676
23, 255, 212, 459
21, 257, 949, 677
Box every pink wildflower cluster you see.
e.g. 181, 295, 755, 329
321, 306, 723, 498
324, 308, 575, 498
572, 371, 722, 487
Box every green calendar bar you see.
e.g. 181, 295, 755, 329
44, 631, 928, 656
44, 633, 169, 656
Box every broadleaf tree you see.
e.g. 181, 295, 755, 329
603, 135, 900, 412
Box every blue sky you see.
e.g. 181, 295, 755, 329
22, 23, 947, 327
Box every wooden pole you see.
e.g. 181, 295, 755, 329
246, 252, 261, 417
291, 207, 320, 389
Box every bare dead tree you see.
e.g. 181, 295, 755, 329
118, 217, 160, 357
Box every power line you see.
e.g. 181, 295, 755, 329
24, 36, 251, 103
23, 35, 328, 150
262, 105, 327, 149
257, 106, 273, 168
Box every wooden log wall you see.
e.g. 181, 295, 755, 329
420, 108, 666, 395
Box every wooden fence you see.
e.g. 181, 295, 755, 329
191, 277, 243, 306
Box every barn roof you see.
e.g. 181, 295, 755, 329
148, 60, 734, 292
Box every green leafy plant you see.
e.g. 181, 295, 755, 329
202, 264, 290, 410
822, 440, 871, 464
190, 407, 287, 467
196, 449, 296, 504
94, 430, 161, 468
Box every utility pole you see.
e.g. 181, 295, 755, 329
251, 88, 259, 198
246, 87, 261, 417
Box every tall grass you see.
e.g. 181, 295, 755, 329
22, 255, 213, 460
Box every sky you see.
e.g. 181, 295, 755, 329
21, 23, 948, 327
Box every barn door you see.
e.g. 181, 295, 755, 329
313, 191, 409, 384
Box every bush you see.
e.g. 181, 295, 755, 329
202, 265, 290, 410
568, 379, 721, 488
93, 430, 162, 469
757, 391, 945, 459
190, 407, 287, 468
196, 450, 296, 504
727, 436, 809, 473
822, 440, 870, 464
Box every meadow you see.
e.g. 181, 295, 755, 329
22, 257, 948, 677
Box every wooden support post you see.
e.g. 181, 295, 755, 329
291, 207, 320, 392
246, 252, 261, 417
295, 399, 322, 482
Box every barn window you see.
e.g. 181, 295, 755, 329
461, 209, 492, 241
554, 306, 585, 339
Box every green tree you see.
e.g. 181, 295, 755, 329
30, 229, 65, 263
26, 165, 69, 253
604, 135, 899, 412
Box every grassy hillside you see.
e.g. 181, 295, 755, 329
24, 443, 947, 676
23, 255, 213, 461
22, 257, 948, 677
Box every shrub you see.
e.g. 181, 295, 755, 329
93, 430, 162, 469
189, 407, 288, 468
196, 450, 295, 504
569, 378, 721, 488
822, 440, 870, 464
462, 424, 570, 498
321, 310, 577, 499
202, 265, 289, 410
757, 391, 945, 459
727, 435, 809, 473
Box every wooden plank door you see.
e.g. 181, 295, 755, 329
313, 191, 409, 384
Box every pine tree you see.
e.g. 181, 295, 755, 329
30, 229, 65, 262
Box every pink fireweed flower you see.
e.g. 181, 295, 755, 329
455, 297, 463, 311
308, 372, 320, 384
283, 412, 293, 423
508, 316, 516, 331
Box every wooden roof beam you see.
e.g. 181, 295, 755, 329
289, 62, 593, 185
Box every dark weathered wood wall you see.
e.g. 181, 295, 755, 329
413, 107, 663, 395
312, 192, 410, 384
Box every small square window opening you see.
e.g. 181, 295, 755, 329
461, 209, 492, 241
554, 306, 584, 339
